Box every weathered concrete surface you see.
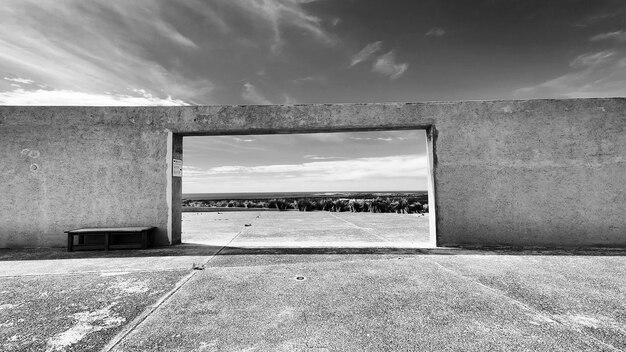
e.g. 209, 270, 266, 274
112, 253, 626, 352
0, 269, 188, 352
1, 98, 625, 247
1, 213, 625, 351
0, 107, 172, 247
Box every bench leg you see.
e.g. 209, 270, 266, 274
141, 230, 148, 249
104, 232, 110, 251
67, 233, 73, 252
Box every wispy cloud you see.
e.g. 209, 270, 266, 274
350, 41, 382, 66
425, 27, 446, 37
0, 88, 187, 106
0, 1, 212, 105
184, 154, 426, 182
152, 20, 199, 49
291, 75, 326, 84
590, 30, 626, 42
371, 51, 409, 80
0, 1, 342, 106
569, 50, 616, 68
223, 0, 335, 52
242, 82, 272, 104
304, 155, 345, 160
571, 4, 626, 28
514, 50, 626, 99
3, 77, 34, 85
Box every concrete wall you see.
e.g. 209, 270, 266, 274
1, 99, 625, 248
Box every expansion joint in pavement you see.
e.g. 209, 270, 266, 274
100, 216, 261, 352
325, 212, 391, 243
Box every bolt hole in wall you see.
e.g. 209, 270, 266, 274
181, 130, 435, 250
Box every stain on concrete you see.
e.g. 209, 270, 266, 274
45, 304, 125, 352
108, 278, 149, 295
0, 270, 188, 352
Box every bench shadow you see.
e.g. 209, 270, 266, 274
1, 243, 626, 261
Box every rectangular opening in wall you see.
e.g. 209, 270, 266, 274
181, 129, 435, 251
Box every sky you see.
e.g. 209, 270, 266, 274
1, 0, 625, 192
184, 130, 428, 193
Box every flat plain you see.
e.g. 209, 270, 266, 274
182, 211, 433, 248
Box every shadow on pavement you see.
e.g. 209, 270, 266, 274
1, 244, 626, 261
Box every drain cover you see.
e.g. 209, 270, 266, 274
295, 276, 305, 281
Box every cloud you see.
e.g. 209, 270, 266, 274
291, 75, 326, 84
3, 77, 34, 84
0, 88, 187, 106
178, 0, 336, 58
371, 51, 409, 80
350, 41, 383, 66
0, 1, 338, 106
183, 154, 427, 193
152, 20, 199, 49
234, 137, 255, 143
569, 50, 616, 68
590, 30, 626, 42
425, 27, 446, 37
221, 0, 335, 52
242, 82, 272, 104
184, 154, 427, 183
514, 50, 626, 99
0, 1, 212, 105
304, 155, 345, 160
575, 7, 626, 28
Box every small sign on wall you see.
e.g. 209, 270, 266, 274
173, 159, 183, 177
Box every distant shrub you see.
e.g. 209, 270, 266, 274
183, 195, 428, 213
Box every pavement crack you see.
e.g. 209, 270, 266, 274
100, 219, 259, 352
425, 258, 624, 352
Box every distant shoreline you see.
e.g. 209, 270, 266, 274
183, 191, 427, 201
182, 207, 288, 213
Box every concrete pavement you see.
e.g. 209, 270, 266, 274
1, 211, 625, 351
111, 253, 626, 351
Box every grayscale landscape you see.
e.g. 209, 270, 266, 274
2, 0, 626, 351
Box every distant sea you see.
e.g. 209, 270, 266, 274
183, 191, 427, 200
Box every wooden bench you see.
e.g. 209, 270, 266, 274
66, 227, 156, 252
